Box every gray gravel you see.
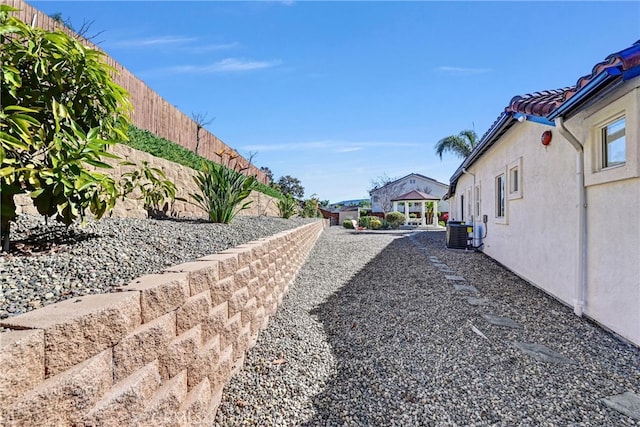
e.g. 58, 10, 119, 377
214, 227, 640, 426
0, 214, 316, 321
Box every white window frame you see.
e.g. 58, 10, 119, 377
474, 183, 481, 218
495, 172, 507, 224
601, 116, 626, 169
508, 157, 523, 200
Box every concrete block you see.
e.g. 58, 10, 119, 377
189, 335, 220, 389
83, 361, 162, 426
0, 292, 140, 377
160, 326, 201, 381
209, 345, 233, 389
228, 287, 250, 319
113, 312, 176, 382
0, 329, 44, 406
143, 370, 188, 426
164, 260, 219, 297
119, 272, 189, 324
222, 313, 242, 350
249, 259, 263, 279
4, 349, 112, 426
234, 323, 251, 360
197, 253, 238, 280
242, 297, 258, 327
176, 290, 212, 335
247, 277, 260, 299
234, 266, 252, 289
179, 377, 211, 425
202, 302, 228, 343
210, 276, 236, 306
251, 306, 266, 337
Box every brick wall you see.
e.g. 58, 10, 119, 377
0, 220, 326, 426
14, 144, 280, 219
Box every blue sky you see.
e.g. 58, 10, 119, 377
29, 1, 640, 203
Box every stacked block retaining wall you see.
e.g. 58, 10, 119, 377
0, 220, 325, 426
15, 144, 280, 219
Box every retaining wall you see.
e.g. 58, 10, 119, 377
14, 144, 280, 219
0, 220, 325, 426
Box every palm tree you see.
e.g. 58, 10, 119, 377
434, 130, 479, 160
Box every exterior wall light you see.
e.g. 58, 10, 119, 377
541, 130, 552, 146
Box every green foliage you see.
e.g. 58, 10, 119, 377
409, 213, 417, 219
124, 126, 282, 199
277, 195, 298, 219
190, 151, 258, 224
435, 129, 479, 160
300, 196, 321, 218
0, 6, 131, 250
343, 219, 355, 229
119, 160, 178, 218
385, 211, 406, 229
358, 216, 383, 230
370, 218, 382, 230
275, 175, 304, 199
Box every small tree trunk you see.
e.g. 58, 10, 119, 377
1, 191, 16, 252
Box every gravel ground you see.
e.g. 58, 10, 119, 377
0, 214, 316, 321
214, 226, 640, 426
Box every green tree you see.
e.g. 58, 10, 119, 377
434, 130, 479, 160
0, 6, 131, 251
276, 175, 304, 199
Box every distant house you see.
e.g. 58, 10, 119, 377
448, 40, 640, 346
370, 174, 449, 224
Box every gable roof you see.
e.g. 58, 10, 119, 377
448, 40, 640, 195
391, 190, 440, 201
370, 173, 448, 194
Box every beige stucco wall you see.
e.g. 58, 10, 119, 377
15, 144, 280, 220
450, 80, 640, 346
0, 220, 326, 425
452, 121, 579, 305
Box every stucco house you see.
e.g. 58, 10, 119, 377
447, 40, 640, 346
370, 174, 449, 225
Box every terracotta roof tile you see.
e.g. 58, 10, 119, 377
507, 40, 640, 117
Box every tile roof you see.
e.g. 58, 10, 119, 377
391, 190, 440, 201
507, 40, 640, 117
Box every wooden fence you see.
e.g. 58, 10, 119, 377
5, 0, 269, 184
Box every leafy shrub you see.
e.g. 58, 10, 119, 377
190, 151, 258, 223
0, 6, 131, 251
385, 211, 405, 229
119, 161, 179, 218
343, 220, 355, 229
300, 197, 321, 218
277, 195, 298, 219
409, 213, 417, 219
125, 126, 282, 200
358, 216, 382, 229
370, 218, 382, 230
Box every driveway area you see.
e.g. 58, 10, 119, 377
214, 226, 640, 426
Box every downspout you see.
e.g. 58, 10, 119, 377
554, 117, 587, 317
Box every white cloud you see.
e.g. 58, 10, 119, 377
188, 42, 240, 53
436, 66, 492, 75
335, 147, 362, 153
160, 58, 281, 74
114, 36, 198, 47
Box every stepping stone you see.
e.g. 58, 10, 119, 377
445, 275, 466, 281
433, 263, 449, 269
467, 297, 492, 306
481, 314, 522, 329
601, 391, 640, 421
428, 256, 440, 262
453, 284, 478, 293
514, 342, 574, 364
440, 269, 456, 274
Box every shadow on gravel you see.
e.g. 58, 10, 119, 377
7, 229, 101, 256
304, 230, 640, 426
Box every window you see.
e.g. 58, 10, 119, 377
602, 117, 625, 168
409, 178, 416, 184
474, 184, 481, 217
373, 196, 379, 202
508, 157, 522, 200
466, 188, 472, 221
496, 174, 505, 218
